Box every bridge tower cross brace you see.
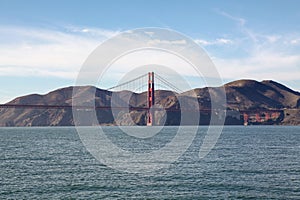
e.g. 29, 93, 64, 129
147, 72, 155, 126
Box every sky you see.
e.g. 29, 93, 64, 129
0, 0, 300, 103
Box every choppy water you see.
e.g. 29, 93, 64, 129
1, 126, 299, 199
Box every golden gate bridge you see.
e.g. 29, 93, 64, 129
0, 72, 284, 125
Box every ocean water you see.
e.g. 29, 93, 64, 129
0, 126, 299, 199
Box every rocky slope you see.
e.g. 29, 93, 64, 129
0, 80, 299, 126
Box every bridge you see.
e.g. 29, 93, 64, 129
0, 72, 286, 125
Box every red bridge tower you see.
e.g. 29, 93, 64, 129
147, 72, 155, 126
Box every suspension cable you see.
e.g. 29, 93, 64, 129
106, 73, 148, 91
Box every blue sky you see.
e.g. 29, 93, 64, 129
0, 0, 300, 103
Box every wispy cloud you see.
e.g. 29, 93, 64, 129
216, 9, 259, 43
217, 10, 246, 26
206, 9, 300, 86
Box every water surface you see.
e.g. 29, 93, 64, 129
1, 126, 299, 199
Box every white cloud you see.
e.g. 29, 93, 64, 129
265, 35, 281, 43
290, 38, 300, 45
212, 35, 300, 82
194, 39, 211, 46
65, 25, 119, 37
214, 51, 300, 81
195, 38, 233, 46
216, 38, 232, 44
148, 39, 187, 45
144, 31, 155, 37
0, 24, 299, 91
0, 25, 119, 79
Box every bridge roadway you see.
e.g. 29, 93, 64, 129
0, 103, 286, 113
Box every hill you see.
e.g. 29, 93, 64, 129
0, 80, 299, 126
